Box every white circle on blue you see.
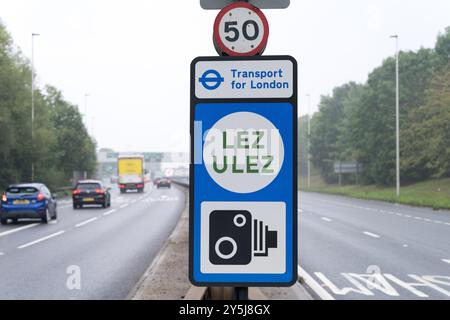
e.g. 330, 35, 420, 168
203, 112, 284, 194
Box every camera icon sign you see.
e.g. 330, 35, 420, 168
209, 210, 277, 265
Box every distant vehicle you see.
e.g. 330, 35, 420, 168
156, 178, 172, 189
0, 183, 57, 225
153, 177, 161, 185
73, 180, 111, 209
118, 155, 146, 193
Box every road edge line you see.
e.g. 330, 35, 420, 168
298, 265, 335, 300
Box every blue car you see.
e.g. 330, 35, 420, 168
0, 183, 57, 225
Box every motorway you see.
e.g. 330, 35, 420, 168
299, 192, 450, 300
0, 183, 185, 299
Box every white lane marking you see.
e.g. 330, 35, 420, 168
442, 259, 450, 265
18, 231, 65, 249
396, 213, 403, 217
433, 220, 443, 224
446, 223, 450, 226
363, 231, 381, 239
402, 244, 409, 248
103, 209, 116, 216
424, 218, 432, 222
0, 252, 4, 256
404, 215, 412, 218
414, 217, 423, 220
75, 217, 98, 228
120, 204, 129, 209
321, 217, 332, 222
0, 223, 40, 238
298, 266, 335, 300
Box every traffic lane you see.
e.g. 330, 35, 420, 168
299, 209, 450, 300
0, 188, 148, 252
301, 192, 450, 223
299, 192, 450, 254
0, 186, 185, 299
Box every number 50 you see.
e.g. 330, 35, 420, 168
224, 20, 260, 42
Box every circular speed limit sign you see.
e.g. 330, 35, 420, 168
213, 2, 269, 56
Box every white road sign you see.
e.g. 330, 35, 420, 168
196, 59, 294, 99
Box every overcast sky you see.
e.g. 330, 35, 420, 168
0, 0, 448, 152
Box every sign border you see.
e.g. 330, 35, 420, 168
213, 2, 270, 57
190, 55, 298, 287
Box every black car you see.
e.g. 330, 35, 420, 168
156, 178, 172, 189
0, 183, 57, 225
72, 180, 111, 209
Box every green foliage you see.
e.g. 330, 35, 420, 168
305, 27, 450, 186
0, 21, 96, 190
297, 115, 309, 176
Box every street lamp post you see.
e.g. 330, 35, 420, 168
31, 33, 40, 182
390, 35, 400, 197
306, 94, 311, 189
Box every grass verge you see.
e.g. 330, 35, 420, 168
300, 178, 450, 210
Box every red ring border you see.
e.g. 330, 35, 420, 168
213, 2, 270, 57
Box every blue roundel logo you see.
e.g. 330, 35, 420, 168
199, 69, 224, 91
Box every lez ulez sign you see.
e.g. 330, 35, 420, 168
190, 56, 298, 286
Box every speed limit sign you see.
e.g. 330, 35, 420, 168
213, 2, 269, 56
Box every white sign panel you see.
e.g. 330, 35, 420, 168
195, 59, 293, 99
200, 201, 286, 274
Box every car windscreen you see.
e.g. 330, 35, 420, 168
76, 183, 101, 191
7, 187, 38, 195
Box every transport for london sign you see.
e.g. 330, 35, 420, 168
190, 56, 298, 286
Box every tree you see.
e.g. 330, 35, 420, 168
0, 21, 97, 190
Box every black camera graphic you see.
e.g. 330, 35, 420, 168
209, 210, 278, 265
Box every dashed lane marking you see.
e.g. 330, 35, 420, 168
75, 217, 98, 228
321, 217, 333, 222
17, 231, 65, 249
103, 209, 116, 216
0, 223, 40, 238
363, 231, 381, 239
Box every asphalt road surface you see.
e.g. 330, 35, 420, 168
299, 192, 450, 300
0, 183, 185, 299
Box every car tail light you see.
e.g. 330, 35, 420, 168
137, 184, 143, 188
119, 184, 125, 189
37, 192, 45, 201
1, 194, 6, 202
73, 189, 81, 195
96, 189, 105, 194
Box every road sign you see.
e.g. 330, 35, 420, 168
334, 162, 363, 174
201, 0, 290, 10
213, 2, 269, 56
190, 56, 297, 286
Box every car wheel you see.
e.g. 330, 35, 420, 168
102, 201, 107, 208
73, 204, 78, 209
42, 208, 50, 224
0, 218, 7, 225
12, 218, 18, 224
52, 209, 58, 220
